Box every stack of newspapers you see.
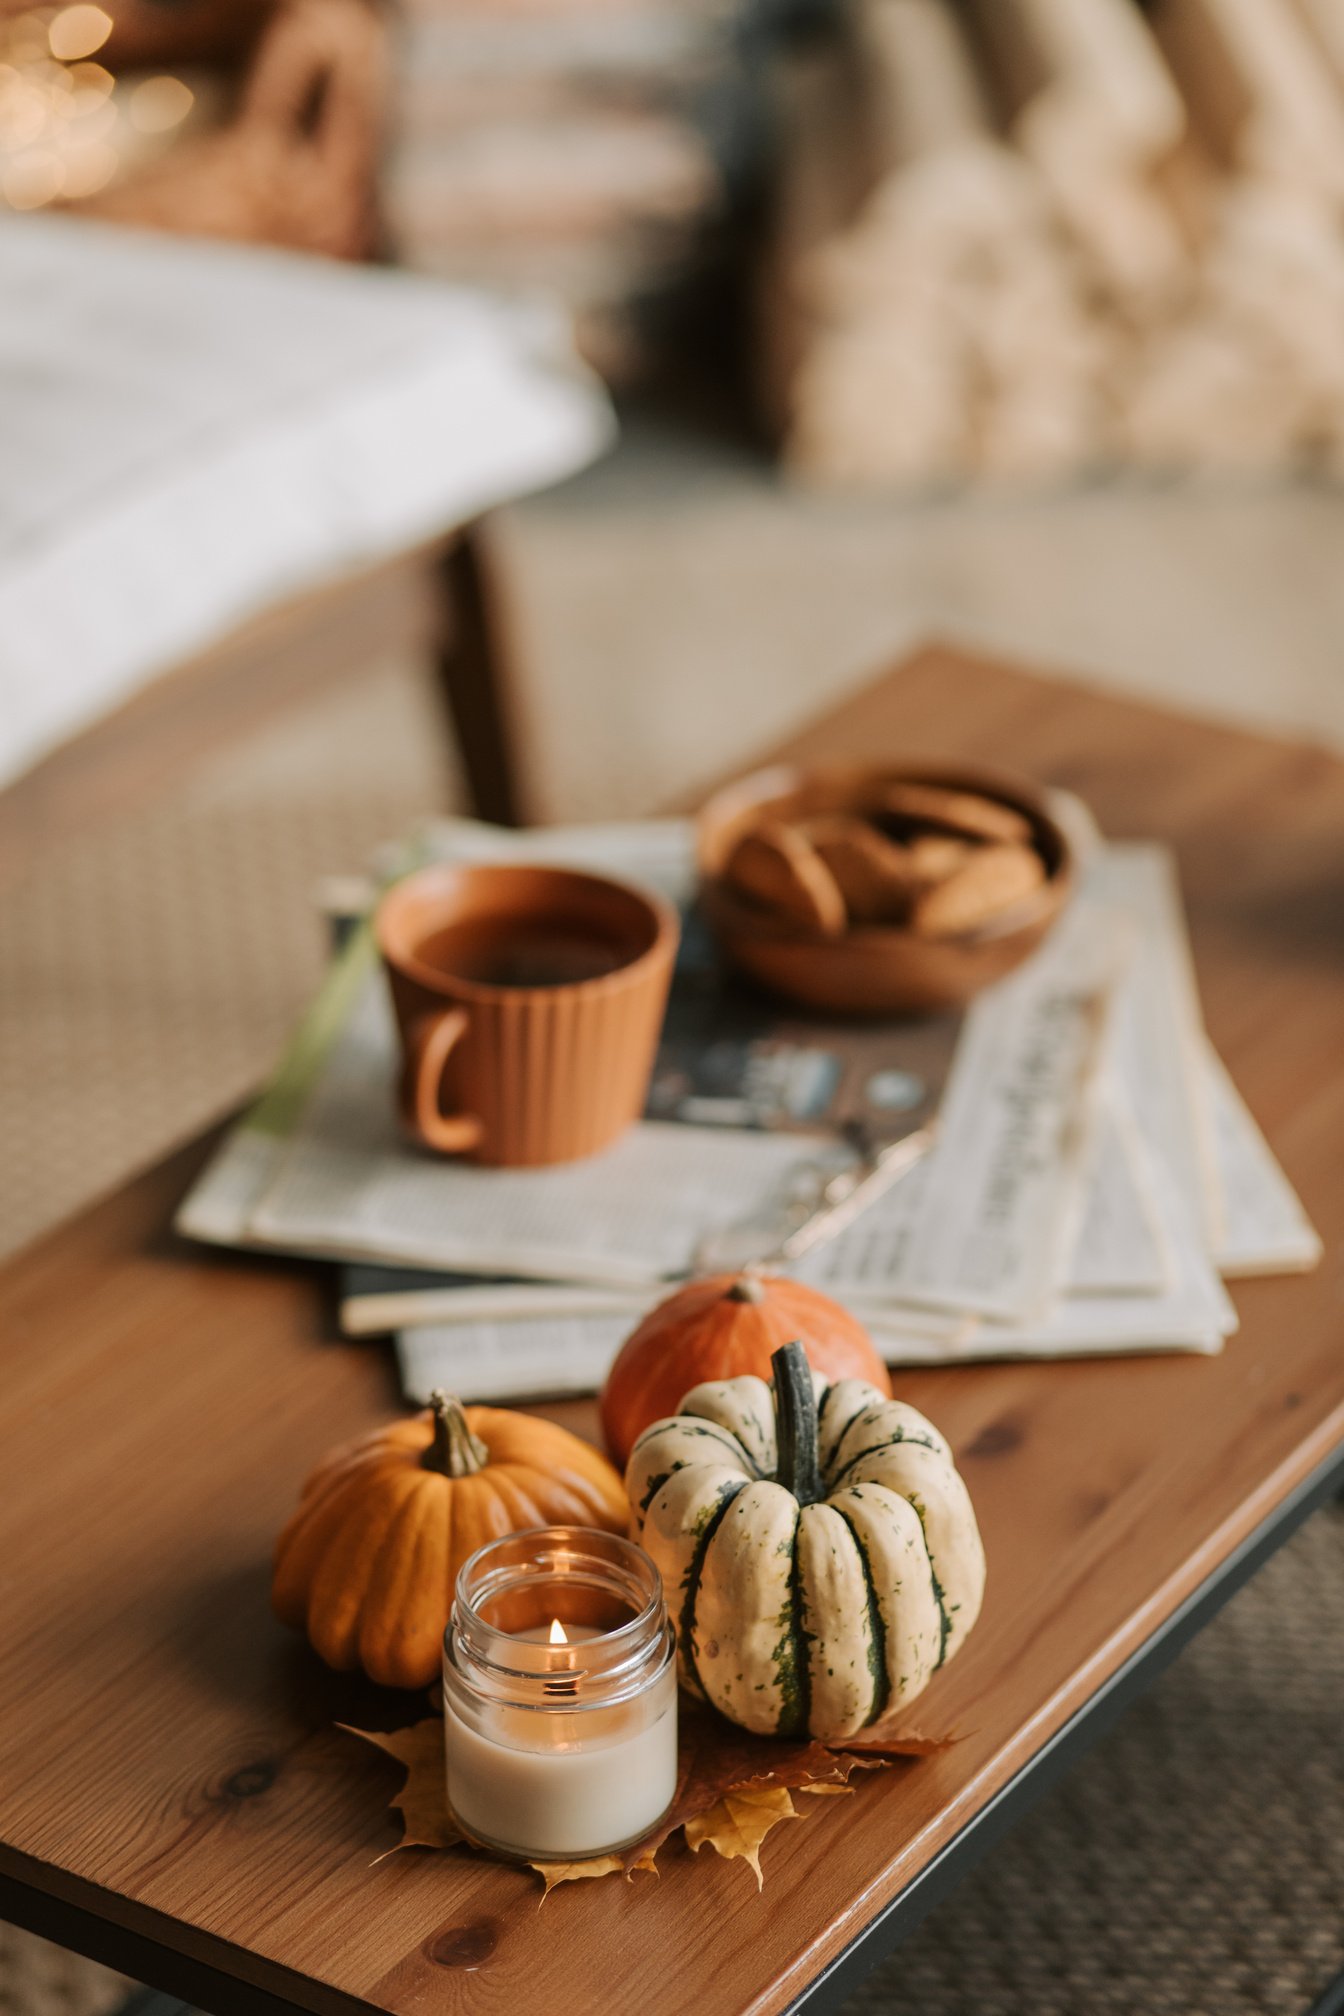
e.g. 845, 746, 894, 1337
177, 805, 1319, 1403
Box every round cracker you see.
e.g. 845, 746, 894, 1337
803, 815, 922, 924
909, 841, 1045, 936
723, 821, 847, 934
881, 781, 1033, 846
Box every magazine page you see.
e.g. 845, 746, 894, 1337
397, 1311, 634, 1406
1204, 1045, 1322, 1275
246, 960, 828, 1283
1096, 844, 1224, 1248
180, 809, 1317, 1375
341, 1266, 651, 1337
799, 889, 1125, 1320
392, 1142, 1233, 1406
1063, 1093, 1172, 1297
179, 815, 958, 1250
246, 863, 1125, 1307
864, 1129, 1236, 1367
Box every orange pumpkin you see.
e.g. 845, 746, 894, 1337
272, 1391, 628, 1689
599, 1272, 892, 1466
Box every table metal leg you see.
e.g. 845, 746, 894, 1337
1306, 1965, 1344, 2016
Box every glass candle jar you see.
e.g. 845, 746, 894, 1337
442, 1526, 678, 1861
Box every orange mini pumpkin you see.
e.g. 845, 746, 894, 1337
272, 1392, 628, 1689
599, 1272, 892, 1466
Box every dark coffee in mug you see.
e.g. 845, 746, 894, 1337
412, 917, 629, 991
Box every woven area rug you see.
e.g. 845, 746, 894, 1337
0, 1936, 127, 2016
2, 637, 1340, 2016
0, 652, 449, 1263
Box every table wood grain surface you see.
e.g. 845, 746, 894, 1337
2, 645, 1342, 2016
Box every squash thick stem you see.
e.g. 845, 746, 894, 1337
771, 1339, 823, 1506
726, 1273, 765, 1304
423, 1389, 489, 1477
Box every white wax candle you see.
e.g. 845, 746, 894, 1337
445, 1538, 679, 1861
444, 1663, 678, 1859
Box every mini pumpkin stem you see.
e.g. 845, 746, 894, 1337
423, 1389, 490, 1478
726, 1273, 766, 1304
771, 1340, 823, 1506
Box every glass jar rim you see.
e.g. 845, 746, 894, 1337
445, 1526, 672, 1712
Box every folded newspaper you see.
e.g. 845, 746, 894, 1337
177, 810, 1319, 1402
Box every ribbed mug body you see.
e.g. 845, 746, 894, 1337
377, 862, 678, 1167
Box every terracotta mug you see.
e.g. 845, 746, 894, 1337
374, 862, 679, 1166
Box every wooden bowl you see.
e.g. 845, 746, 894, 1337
696, 761, 1074, 1017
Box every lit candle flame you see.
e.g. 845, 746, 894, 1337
548, 1618, 568, 1646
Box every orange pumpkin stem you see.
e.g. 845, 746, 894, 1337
726, 1273, 766, 1304
423, 1390, 489, 1478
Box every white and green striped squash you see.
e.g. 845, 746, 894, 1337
625, 1339, 985, 1740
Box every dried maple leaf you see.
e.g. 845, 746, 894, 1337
836, 1724, 964, 1758
671, 1703, 848, 1806
515, 1704, 844, 1890
531, 1853, 626, 1895
337, 1722, 461, 1854
582, 1705, 844, 1874
531, 1848, 659, 1896
685, 1786, 801, 1889
339, 1701, 960, 1890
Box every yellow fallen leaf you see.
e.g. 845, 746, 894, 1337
531, 1844, 660, 1896
839, 1721, 965, 1757
531, 1854, 626, 1895
339, 1700, 956, 1888
684, 1785, 801, 1889
337, 1722, 461, 1853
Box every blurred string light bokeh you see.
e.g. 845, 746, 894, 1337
0, 4, 200, 211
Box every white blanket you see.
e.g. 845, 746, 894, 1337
0, 215, 614, 786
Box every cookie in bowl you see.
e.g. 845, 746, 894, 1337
697, 762, 1073, 1015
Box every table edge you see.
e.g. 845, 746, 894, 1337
0, 1855, 378, 2016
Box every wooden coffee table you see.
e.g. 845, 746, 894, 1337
2, 645, 1341, 2016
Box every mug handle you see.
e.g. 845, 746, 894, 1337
405, 1010, 484, 1156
